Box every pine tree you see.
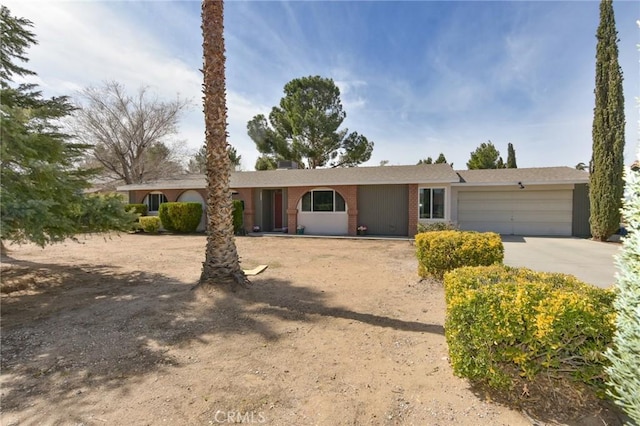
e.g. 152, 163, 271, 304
590, 0, 625, 241
506, 143, 517, 168
0, 6, 135, 249
466, 141, 501, 170
435, 153, 448, 164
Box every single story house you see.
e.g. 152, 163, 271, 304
116, 164, 590, 238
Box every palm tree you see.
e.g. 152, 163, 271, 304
199, 0, 248, 289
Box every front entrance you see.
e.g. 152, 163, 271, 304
274, 190, 283, 229
259, 188, 287, 232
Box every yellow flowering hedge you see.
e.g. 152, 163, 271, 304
444, 265, 616, 391
415, 230, 503, 279
139, 216, 161, 233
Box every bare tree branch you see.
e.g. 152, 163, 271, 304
70, 81, 191, 184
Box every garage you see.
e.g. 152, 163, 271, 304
177, 190, 206, 232
457, 189, 573, 236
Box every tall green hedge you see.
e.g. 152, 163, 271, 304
125, 203, 148, 217
415, 230, 503, 279
232, 199, 244, 235
158, 202, 202, 233
444, 265, 616, 391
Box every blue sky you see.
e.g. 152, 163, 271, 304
4, 0, 639, 170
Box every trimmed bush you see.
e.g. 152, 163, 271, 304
415, 230, 503, 279
158, 202, 203, 233
232, 199, 244, 235
416, 221, 458, 234
139, 216, 160, 233
444, 265, 616, 392
125, 203, 148, 217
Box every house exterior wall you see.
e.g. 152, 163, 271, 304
287, 185, 358, 236
572, 183, 590, 237
129, 189, 207, 205
357, 185, 409, 236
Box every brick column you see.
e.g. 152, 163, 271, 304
287, 187, 310, 234
332, 185, 358, 236
234, 188, 254, 232
408, 184, 418, 237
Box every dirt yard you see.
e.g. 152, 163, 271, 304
0, 234, 621, 425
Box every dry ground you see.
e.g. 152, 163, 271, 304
0, 234, 621, 425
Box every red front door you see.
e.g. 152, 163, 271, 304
274, 190, 283, 229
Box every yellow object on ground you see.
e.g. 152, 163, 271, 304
243, 265, 268, 276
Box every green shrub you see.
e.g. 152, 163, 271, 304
416, 221, 458, 233
158, 202, 203, 233
125, 203, 148, 217
415, 230, 503, 279
139, 216, 161, 233
444, 265, 616, 392
232, 199, 244, 235
605, 163, 640, 422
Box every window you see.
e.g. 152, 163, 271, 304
146, 192, 168, 212
419, 188, 445, 219
301, 190, 346, 212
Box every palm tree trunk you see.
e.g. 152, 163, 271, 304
199, 0, 248, 290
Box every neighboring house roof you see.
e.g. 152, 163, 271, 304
116, 164, 460, 191
455, 167, 589, 185
116, 165, 589, 192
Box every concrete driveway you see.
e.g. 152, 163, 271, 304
502, 236, 621, 288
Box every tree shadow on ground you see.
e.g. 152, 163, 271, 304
239, 277, 444, 335
0, 256, 443, 424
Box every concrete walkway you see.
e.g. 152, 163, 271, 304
502, 236, 621, 288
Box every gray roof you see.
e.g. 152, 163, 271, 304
455, 167, 589, 185
116, 165, 589, 192
232, 163, 458, 187
117, 164, 459, 191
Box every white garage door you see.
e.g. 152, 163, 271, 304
457, 190, 573, 236
177, 190, 206, 232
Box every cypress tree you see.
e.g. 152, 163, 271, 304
506, 143, 517, 168
590, 0, 625, 241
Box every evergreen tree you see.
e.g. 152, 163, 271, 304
605, 157, 640, 423
417, 153, 448, 165
247, 76, 373, 169
255, 155, 277, 170
590, 0, 625, 241
435, 153, 448, 164
0, 6, 135, 249
188, 145, 241, 173
506, 143, 517, 168
466, 141, 501, 170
